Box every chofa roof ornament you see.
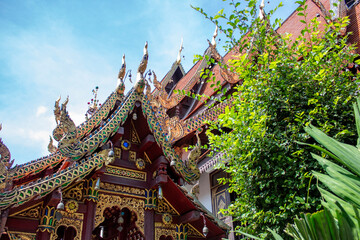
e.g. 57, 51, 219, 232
176, 38, 184, 65
259, 0, 265, 20
116, 54, 126, 95
135, 42, 148, 93
211, 25, 218, 47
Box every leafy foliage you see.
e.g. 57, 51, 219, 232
194, 0, 360, 237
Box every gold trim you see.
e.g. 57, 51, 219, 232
188, 223, 205, 238
156, 197, 180, 215
8, 231, 36, 240
95, 194, 145, 234
144, 152, 152, 164
155, 222, 177, 239
131, 120, 141, 144
9, 202, 43, 219
51, 212, 84, 240
105, 165, 146, 181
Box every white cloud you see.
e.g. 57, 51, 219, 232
36, 106, 47, 117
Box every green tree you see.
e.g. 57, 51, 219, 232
194, 0, 360, 237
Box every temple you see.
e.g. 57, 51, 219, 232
1, 0, 360, 239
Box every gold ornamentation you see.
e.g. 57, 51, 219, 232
114, 147, 122, 160
105, 165, 146, 181
121, 140, 131, 150
0, 151, 107, 210
63, 182, 83, 201
155, 222, 177, 240
144, 152, 151, 164
162, 213, 173, 225
83, 178, 99, 202
65, 199, 78, 213
8, 231, 36, 240
0, 124, 13, 192
51, 211, 83, 240
99, 182, 145, 197
48, 136, 57, 153
95, 194, 144, 234
144, 189, 157, 210
176, 224, 188, 240
38, 206, 57, 233
131, 120, 141, 144
10, 202, 42, 219
129, 151, 136, 162
156, 198, 179, 215
188, 224, 204, 238
135, 158, 146, 170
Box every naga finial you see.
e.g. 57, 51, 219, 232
116, 54, 126, 95
186, 133, 201, 171
54, 96, 61, 124
135, 42, 148, 93
48, 136, 57, 153
61, 96, 69, 111
118, 54, 126, 81
176, 38, 184, 65
211, 25, 218, 47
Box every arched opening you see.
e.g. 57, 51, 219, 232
159, 236, 173, 240
55, 225, 77, 240
92, 206, 144, 240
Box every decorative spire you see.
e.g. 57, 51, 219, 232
211, 25, 218, 47
86, 87, 100, 118
135, 42, 148, 93
176, 38, 184, 65
118, 54, 126, 81
259, 0, 265, 20
137, 41, 148, 77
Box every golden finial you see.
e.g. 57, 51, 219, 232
118, 54, 126, 81
176, 38, 184, 65
211, 25, 218, 47
135, 42, 148, 93
137, 41, 148, 78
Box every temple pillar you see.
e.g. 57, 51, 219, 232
144, 189, 157, 240
82, 178, 99, 240
82, 200, 97, 240
144, 209, 155, 240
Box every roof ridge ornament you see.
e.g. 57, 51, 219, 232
259, 0, 265, 20
211, 25, 218, 47
176, 38, 184, 65
116, 54, 126, 95
54, 96, 61, 124
0, 124, 14, 193
135, 42, 148, 93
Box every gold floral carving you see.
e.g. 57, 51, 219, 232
130, 120, 141, 144
10, 202, 42, 219
63, 182, 83, 201
105, 165, 146, 181
155, 222, 177, 240
188, 224, 204, 238
51, 212, 84, 240
95, 194, 144, 234
156, 198, 179, 215
8, 231, 36, 240
114, 147, 122, 159
99, 182, 145, 197
129, 151, 136, 162
65, 200, 79, 213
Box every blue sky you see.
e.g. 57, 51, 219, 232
0, 0, 298, 165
